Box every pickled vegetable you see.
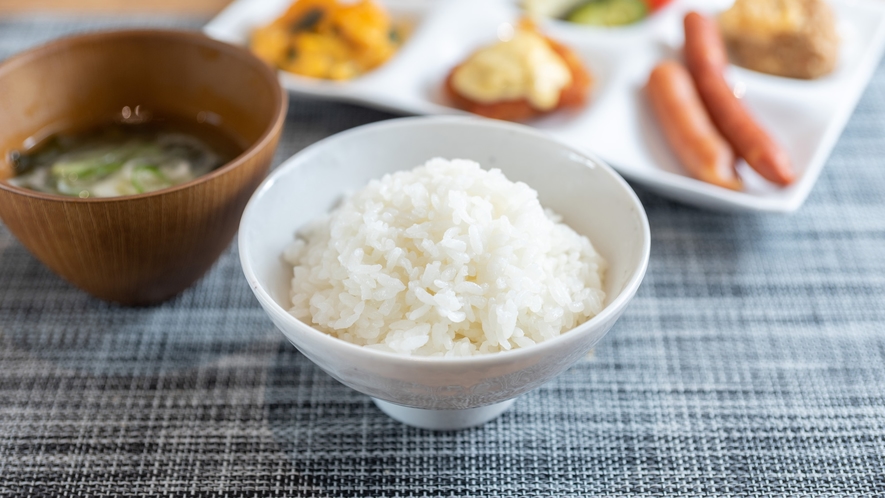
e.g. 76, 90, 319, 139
525, 0, 673, 26
568, 0, 648, 26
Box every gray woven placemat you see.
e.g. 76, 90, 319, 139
1, 16, 884, 497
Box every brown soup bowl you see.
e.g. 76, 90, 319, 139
0, 30, 287, 305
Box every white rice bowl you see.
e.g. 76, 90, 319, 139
284, 158, 607, 357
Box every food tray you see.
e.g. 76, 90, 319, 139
205, 0, 885, 212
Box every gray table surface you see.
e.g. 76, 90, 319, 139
1, 16, 884, 497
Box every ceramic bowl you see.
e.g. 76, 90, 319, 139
0, 30, 287, 305
239, 116, 650, 430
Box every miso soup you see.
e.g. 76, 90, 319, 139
8, 114, 244, 198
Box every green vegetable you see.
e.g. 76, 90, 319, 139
51, 157, 124, 181
567, 0, 648, 26
131, 164, 170, 194
50, 143, 159, 180
9, 121, 231, 199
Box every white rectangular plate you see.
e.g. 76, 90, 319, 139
206, 0, 885, 212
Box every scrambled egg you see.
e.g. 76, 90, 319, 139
251, 0, 400, 80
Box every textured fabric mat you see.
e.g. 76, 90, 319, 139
1, 16, 884, 497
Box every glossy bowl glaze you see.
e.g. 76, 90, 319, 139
240, 116, 650, 429
0, 30, 287, 305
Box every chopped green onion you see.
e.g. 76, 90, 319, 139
131, 164, 170, 194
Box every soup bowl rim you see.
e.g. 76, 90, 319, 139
0, 28, 288, 203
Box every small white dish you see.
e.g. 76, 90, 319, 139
238, 116, 650, 430
206, 0, 885, 213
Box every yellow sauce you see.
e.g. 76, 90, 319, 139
451, 28, 572, 111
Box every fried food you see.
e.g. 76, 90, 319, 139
445, 20, 592, 121
719, 0, 839, 80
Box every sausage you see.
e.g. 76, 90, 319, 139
646, 61, 741, 190
683, 11, 728, 74
683, 11, 795, 186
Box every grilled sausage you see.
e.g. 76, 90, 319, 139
683, 11, 795, 186
647, 61, 741, 190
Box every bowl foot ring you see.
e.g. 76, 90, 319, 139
371, 397, 516, 430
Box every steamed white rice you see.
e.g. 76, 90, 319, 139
284, 158, 606, 357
